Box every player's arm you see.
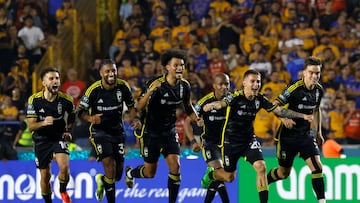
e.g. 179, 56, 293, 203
78, 109, 102, 124
183, 116, 202, 152
27, 116, 54, 131
313, 107, 324, 147
203, 100, 227, 112
272, 106, 313, 122
136, 80, 161, 111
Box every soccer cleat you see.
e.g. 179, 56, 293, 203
201, 167, 214, 189
60, 191, 72, 203
125, 166, 134, 188
95, 174, 104, 201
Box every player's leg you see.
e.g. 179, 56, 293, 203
35, 142, 54, 203
55, 152, 71, 203
246, 138, 268, 203
165, 154, 181, 203
125, 135, 160, 187
203, 145, 229, 203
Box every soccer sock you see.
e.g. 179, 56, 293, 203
42, 192, 52, 203
130, 165, 146, 178
204, 181, 218, 203
267, 168, 281, 184
312, 172, 325, 200
209, 170, 215, 180
168, 173, 181, 203
59, 178, 69, 193
102, 176, 115, 203
258, 186, 269, 203
217, 181, 230, 203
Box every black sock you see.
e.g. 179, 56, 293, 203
102, 176, 115, 203
42, 193, 52, 203
130, 165, 145, 178
267, 168, 281, 184
259, 190, 268, 203
217, 181, 230, 203
312, 172, 325, 199
168, 173, 181, 203
204, 181, 218, 203
59, 178, 68, 193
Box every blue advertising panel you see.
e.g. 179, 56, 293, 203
0, 158, 238, 202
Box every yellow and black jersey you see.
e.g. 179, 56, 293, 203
222, 90, 277, 145
139, 74, 191, 135
26, 90, 75, 141
78, 79, 135, 135
194, 92, 226, 145
276, 79, 324, 140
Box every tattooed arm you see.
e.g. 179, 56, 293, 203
272, 106, 314, 122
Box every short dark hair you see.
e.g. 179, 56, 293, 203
304, 56, 322, 69
99, 59, 116, 70
160, 48, 187, 67
40, 67, 59, 80
243, 69, 261, 79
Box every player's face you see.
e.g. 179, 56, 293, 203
303, 65, 321, 88
243, 73, 261, 97
213, 75, 230, 98
100, 63, 117, 86
166, 58, 185, 80
42, 71, 60, 95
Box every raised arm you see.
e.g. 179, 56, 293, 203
136, 80, 161, 111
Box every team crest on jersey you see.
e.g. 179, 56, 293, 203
57, 102, 62, 114
161, 99, 166, 104
116, 90, 122, 102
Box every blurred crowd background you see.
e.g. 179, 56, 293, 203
1, 0, 360, 161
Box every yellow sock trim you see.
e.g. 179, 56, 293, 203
168, 173, 181, 181
103, 176, 114, 184
312, 173, 323, 179
139, 165, 145, 178
270, 168, 277, 180
257, 186, 269, 192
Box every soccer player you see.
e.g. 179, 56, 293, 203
184, 72, 231, 203
78, 59, 138, 203
266, 56, 326, 203
201, 70, 314, 203
124, 48, 201, 203
27, 67, 75, 203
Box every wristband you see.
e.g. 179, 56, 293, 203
190, 138, 197, 145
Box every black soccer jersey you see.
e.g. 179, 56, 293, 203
26, 91, 75, 141
222, 90, 277, 145
140, 74, 191, 135
276, 79, 324, 140
78, 79, 135, 135
194, 92, 226, 145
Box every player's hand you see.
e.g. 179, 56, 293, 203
203, 103, 215, 112
62, 132, 72, 142
195, 117, 204, 127
192, 142, 202, 152
131, 118, 141, 129
303, 114, 314, 122
281, 118, 296, 129
90, 114, 103, 124
43, 116, 54, 126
